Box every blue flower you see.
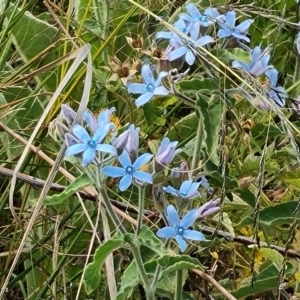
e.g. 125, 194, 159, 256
64, 124, 117, 166
217, 11, 253, 42
163, 180, 201, 200
83, 108, 116, 132
168, 34, 214, 65
179, 4, 219, 38
154, 137, 180, 172
157, 205, 205, 252
102, 150, 153, 191
232, 45, 273, 76
127, 64, 169, 107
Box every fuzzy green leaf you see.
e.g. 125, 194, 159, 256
43, 174, 93, 205
84, 235, 123, 295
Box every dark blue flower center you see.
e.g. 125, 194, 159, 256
180, 28, 187, 33
88, 140, 97, 149
125, 166, 135, 175
180, 192, 187, 197
146, 83, 155, 92
176, 226, 185, 236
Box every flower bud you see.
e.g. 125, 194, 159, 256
154, 137, 180, 173
61, 104, 76, 125
198, 199, 220, 218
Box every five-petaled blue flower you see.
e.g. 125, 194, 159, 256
163, 180, 201, 200
179, 3, 219, 39
232, 45, 273, 76
217, 11, 253, 42
102, 150, 153, 191
157, 205, 205, 252
65, 124, 117, 167
127, 64, 169, 107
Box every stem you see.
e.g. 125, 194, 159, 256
96, 166, 126, 234
130, 244, 155, 300
293, 54, 300, 97
136, 185, 146, 235
175, 269, 183, 300
189, 108, 203, 180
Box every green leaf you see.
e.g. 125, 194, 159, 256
167, 112, 197, 141
238, 201, 300, 226
257, 248, 283, 271
179, 77, 217, 92
232, 263, 294, 298
198, 96, 222, 164
158, 254, 205, 275
84, 234, 123, 295
210, 48, 251, 64
43, 174, 93, 205
116, 261, 139, 300
283, 170, 300, 189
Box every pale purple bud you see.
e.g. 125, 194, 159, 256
171, 161, 189, 179
61, 104, 76, 125
154, 137, 180, 172
125, 124, 139, 160
198, 199, 220, 218
65, 133, 80, 148
111, 129, 130, 155
56, 121, 69, 137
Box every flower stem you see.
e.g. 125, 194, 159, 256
189, 108, 203, 180
96, 167, 126, 234
130, 243, 155, 299
293, 54, 300, 97
175, 269, 183, 300
136, 185, 146, 235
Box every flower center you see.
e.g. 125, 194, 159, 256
199, 16, 207, 22
117, 66, 129, 78
180, 28, 187, 33
125, 166, 135, 175
146, 83, 155, 92
176, 226, 185, 236
88, 140, 97, 149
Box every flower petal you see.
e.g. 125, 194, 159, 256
232, 32, 250, 42
226, 11, 236, 27
185, 50, 196, 65
176, 235, 187, 252
183, 229, 206, 241
179, 180, 193, 195
96, 144, 117, 155
232, 60, 250, 72
65, 133, 80, 148
236, 19, 254, 31
168, 46, 188, 61
142, 64, 155, 85
93, 124, 110, 143
265, 68, 278, 87
155, 71, 168, 87
72, 125, 90, 143
135, 92, 153, 107
154, 86, 170, 96
156, 227, 176, 238
133, 171, 153, 184
166, 205, 180, 227
119, 174, 133, 191
65, 143, 88, 156
83, 110, 98, 131
180, 208, 199, 229
102, 166, 126, 177
61, 104, 76, 125
133, 153, 153, 169
163, 185, 179, 196
196, 35, 214, 47
82, 147, 95, 166
127, 82, 147, 94
118, 150, 132, 168
217, 29, 231, 39
156, 31, 173, 40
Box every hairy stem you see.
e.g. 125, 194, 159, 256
136, 185, 146, 235
175, 269, 183, 300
